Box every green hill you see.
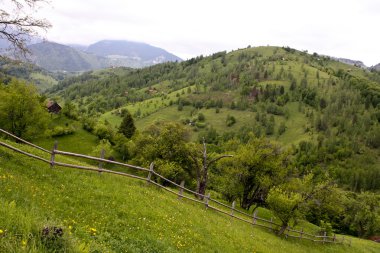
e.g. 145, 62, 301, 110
0, 57, 60, 91
1, 139, 379, 252
47, 46, 380, 193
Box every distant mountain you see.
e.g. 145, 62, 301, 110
85, 40, 182, 67
67, 44, 88, 52
371, 63, 380, 71
20, 40, 182, 71
335, 57, 367, 69
27, 41, 108, 72
0, 36, 43, 55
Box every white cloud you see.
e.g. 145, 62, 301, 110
35, 0, 379, 65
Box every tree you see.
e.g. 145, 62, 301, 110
90, 139, 114, 161
188, 138, 232, 199
343, 192, 380, 237
267, 175, 334, 235
0, 79, 49, 139
118, 110, 136, 138
131, 122, 193, 183
0, 0, 51, 56
217, 138, 290, 210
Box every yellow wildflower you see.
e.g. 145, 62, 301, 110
0, 229, 4, 235
89, 228, 97, 235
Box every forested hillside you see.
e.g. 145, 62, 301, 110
0, 57, 60, 90
48, 46, 380, 193
2, 46, 379, 244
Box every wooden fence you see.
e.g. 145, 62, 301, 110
0, 128, 352, 246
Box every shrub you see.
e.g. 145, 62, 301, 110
51, 126, 75, 137
226, 115, 236, 127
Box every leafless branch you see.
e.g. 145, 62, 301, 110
0, 0, 51, 57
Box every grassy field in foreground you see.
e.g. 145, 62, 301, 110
1, 139, 379, 253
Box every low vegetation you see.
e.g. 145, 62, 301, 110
1, 140, 380, 252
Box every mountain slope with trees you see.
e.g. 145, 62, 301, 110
0, 57, 60, 90
2, 45, 379, 243
28, 41, 109, 72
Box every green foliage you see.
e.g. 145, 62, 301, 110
62, 101, 79, 120
216, 138, 290, 209
366, 125, 380, 148
267, 186, 303, 227
2, 141, 379, 252
319, 221, 333, 236
51, 125, 75, 137
267, 174, 334, 233
343, 192, 380, 237
131, 122, 193, 183
90, 139, 115, 160
118, 109, 136, 138
197, 113, 205, 122
278, 122, 286, 136
0, 79, 50, 140
226, 115, 236, 127
0, 58, 59, 91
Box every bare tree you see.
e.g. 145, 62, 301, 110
0, 0, 51, 57
189, 138, 233, 199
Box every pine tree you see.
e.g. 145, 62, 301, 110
118, 110, 136, 138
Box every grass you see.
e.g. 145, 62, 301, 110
276, 102, 311, 145
102, 100, 313, 145
34, 115, 99, 155
101, 85, 196, 127
1, 139, 380, 252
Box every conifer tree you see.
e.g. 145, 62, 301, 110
118, 110, 136, 138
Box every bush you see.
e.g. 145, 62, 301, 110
82, 117, 97, 132
195, 122, 206, 128
266, 104, 285, 115
226, 115, 236, 127
51, 126, 75, 137
198, 113, 205, 122
319, 221, 333, 236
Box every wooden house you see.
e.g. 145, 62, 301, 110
47, 101, 62, 114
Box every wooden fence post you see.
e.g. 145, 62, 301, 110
349, 238, 352, 247
342, 236, 345, 244
333, 233, 336, 242
98, 148, 105, 174
230, 201, 236, 217
252, 210, 258, 225
285, 226, 289, 238
146, 162, 154, 184
300, 228, 304, 239
204, 193, 210, 208
177, 180, 185, 200
50, 141, 58, 169
323, 231, 327, 244
270, 217, 273, 231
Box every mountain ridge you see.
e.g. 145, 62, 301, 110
24, 40, 182, 71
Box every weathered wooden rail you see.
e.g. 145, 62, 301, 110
0, 128, 352, 246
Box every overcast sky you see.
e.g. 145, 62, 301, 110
36, 0, 380, 66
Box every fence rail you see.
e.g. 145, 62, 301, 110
0, 128, 352, 246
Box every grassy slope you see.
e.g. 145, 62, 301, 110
1, 140, 379, 253
33, 115, 99, 155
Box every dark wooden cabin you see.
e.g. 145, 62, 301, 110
47, 101, 62, 114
